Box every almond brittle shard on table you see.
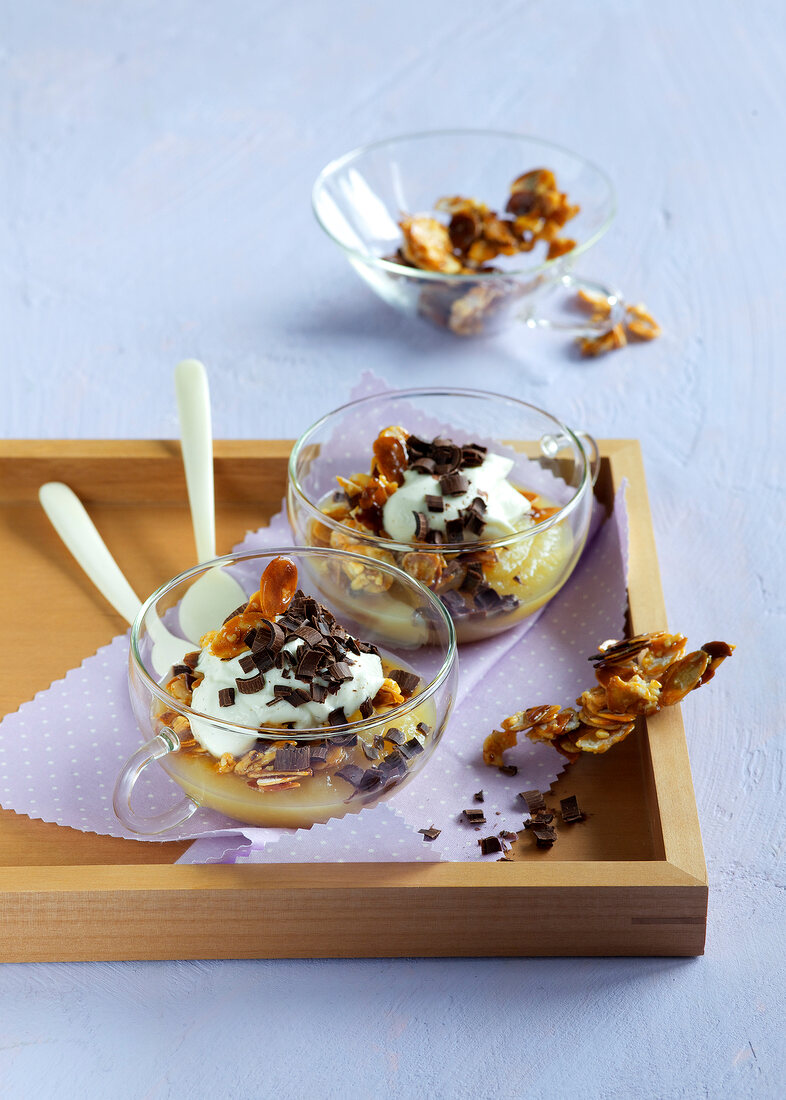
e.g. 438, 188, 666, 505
483, 632, 734, 764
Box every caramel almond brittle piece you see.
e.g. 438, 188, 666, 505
485, 632, 734, 764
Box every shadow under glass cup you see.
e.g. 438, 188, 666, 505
115, 547, 457, 834
287, 389, 600, 645
312, 129, 621, 338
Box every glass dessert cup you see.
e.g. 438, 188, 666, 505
115, 548, 457, 835
287, 389, 600, 645
312, 129, 622, 339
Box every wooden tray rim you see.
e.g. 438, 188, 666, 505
0, 438, 708, 957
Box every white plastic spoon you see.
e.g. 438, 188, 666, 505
174, 359, 246, 642
38, 482, 189, 677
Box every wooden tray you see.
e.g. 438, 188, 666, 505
0, 440, 707, 960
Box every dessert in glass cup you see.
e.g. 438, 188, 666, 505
288, 389, 599, 644
115, 550, 457, 833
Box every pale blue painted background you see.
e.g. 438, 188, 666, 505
1, 1, 784, 1097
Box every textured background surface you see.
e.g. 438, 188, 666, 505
1, 1, 784, 1097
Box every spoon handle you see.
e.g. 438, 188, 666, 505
38, 482, 142, 625
175, 358, 215, 564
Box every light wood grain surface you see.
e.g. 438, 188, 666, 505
1, 0, 783, 1097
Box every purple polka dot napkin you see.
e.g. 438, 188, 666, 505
0, 369, 628, 862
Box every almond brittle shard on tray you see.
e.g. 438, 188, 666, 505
484, 632, 734, 765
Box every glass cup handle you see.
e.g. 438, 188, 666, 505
575, 430, 601, 486
521, 272, 626, 335
112, 728, 199, 836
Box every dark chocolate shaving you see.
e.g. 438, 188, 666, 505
329, 732, 358, 747
461, 510, 485, 536
357, 768, 383, 792
529, 823, 557, 848
328, 707, 347, 727
385, 727, 406, 745
412, 512, 430, 540
274, 745, 310, 772
445, 517, 465, 544
283, 688, 311, 708
418, 825, 441, 841
293, 624, 323, 648
359, 698, 374, 719
218, 687, 235, 708
499, 764, 518, 777
473, 790, 485, 803
560, 795, 585, 824
252, 649, 275, 674
587, 635, 653, 666
405, 435, 431, 458
461, 561, 485, 596
473, 586, 506, 613
335, 764, 364, 787
461, 444, 487, 467
425, 494, 444, 513
238, 654, 257, 674
433, 564, 463, 598
416, 722, 431, 736
439, 472, 469, 496
525, 810, 554, 825
249, 622, 272, 650
236, 673, 265, 695
379, 749, 407, 778
520, 789, 546, 813
296, 648, 322, 679
479, 835, 503, 856
463, 808, 486, 825
410, 456, 436, 475
389, 668, 420, 695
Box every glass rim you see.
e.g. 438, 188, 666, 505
311, 127, 617, 281
288, 386, 592, 553
130, 545, 457, 741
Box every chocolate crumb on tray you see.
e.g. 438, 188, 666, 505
519, 789, 547, 814
560, 794, 585, 824
529, 822, 557, 849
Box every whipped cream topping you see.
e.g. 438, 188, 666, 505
382, 452, 531, 542
189, 641, 385, 758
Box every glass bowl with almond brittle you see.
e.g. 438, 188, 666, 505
115, 549, 457, 834
313, 129, 622, 338
287, 388, 599, 644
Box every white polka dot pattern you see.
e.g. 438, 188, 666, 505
0, 367, 628, 862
